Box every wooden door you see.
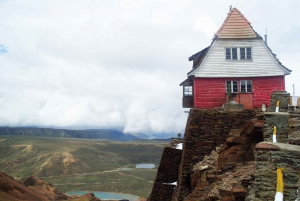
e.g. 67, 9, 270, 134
239, 93, 253, 109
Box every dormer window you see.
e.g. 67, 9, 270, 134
225, 47, 252, 60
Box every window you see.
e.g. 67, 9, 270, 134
184, 86, 193, 96
226, 47, 252, 60
226, 81, 238, 93
240, 80, 252, 92
225, 48, 238, 60
240, 47, 252, 60
232, 48, 237, 59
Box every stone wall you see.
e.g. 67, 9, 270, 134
147, 140, 182, 201
269, 91, 290, 112
171, 109, 257, 201
254, 142, 300, 201
263, 112, 289, 143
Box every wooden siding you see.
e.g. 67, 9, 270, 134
189, 38, 289, 77
252, 76, 285, 108
182, 97, 193, 108
193, 76, 285, 109
193, 78, 226, 108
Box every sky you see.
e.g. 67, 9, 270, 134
0, 0, 299, 137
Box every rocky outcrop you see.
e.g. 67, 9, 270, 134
0, 172, 102, 201
23, 176, 69, 200
148, 108, 300, 200
0, 172, 49, 201
172, 109, 257, 201
183, 120, 262, 201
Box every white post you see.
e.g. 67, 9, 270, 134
294, 84, 296, 111
275, 100, 280, 112
273, 126, 277, 143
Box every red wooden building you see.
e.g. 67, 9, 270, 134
180, 8, 291, 109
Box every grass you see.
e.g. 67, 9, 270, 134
0, 136, 167, 198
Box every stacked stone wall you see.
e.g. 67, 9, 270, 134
172, 109, 257, 201
254, 142, 300, 200
263, 112, 289, 143
147, 142, 182, 201
269, 91, 290, 112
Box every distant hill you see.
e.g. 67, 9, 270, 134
0, 127, 139, 141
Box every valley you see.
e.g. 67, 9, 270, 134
0, 136, 167, 198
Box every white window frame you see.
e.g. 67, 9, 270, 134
240, 80, 252, 93
225, 48, 238, 60
240, 47, 252, 60
225, 47, 252, 60
184, 86, 193, 97
226, 81, 238, 93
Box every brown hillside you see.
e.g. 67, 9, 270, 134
0, 172, 48, 201
0, 172, 102, 201
23, 176, 69, 200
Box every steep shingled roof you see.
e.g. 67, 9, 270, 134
213, 8, 258, 39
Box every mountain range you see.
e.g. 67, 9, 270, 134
0, 127, 139, 141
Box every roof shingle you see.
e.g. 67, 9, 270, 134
213, 8, 257, 39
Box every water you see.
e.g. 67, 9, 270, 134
136, 163, 155, 169
120, 167, 132, 170
67, 191, 140, 201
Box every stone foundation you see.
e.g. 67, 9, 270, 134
147, 140, 182, 201
171, 109, 257, 201
263, 112, 289, 143
254, 142, 300, 201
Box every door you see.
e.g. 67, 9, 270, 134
239, 93, 253, 109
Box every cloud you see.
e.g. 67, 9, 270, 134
0, 0, 299, 137
193, 15, 218, 38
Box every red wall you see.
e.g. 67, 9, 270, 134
193, 76, 285, 109
252, 76, 285, 108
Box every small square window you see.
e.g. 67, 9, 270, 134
184, 86, 193, 96
226, 81, 238, 93
240, 80, 252, 93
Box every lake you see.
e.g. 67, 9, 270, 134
67, 190, 140, 201
136, 163, 155, 169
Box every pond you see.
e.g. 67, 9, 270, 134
136, 163, 155, 169
67, 191, 140, 201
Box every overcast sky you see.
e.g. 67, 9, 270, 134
0, 0, 299, 136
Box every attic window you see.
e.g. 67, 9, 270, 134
240, 47, 252, 60
225, 47, 252, 60
226, 48, 237, 60
184, 86, 193, 96
226, 81, 238, 93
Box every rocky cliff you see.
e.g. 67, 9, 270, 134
148, 103, 300, 200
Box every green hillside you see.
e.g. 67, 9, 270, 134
0, 136, 167, 198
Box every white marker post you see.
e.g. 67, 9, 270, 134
275, 100, 280, 112
273, 126, 277, 143
274, 167, 284, 201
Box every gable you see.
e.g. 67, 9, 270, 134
188, 38, 291, 78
